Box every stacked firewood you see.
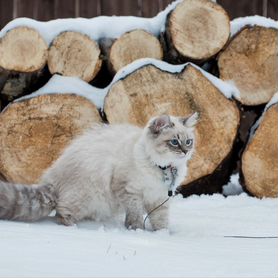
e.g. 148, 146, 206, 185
0, 0, 277, 198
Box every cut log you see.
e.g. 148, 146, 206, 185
165, 0, 230, 62
48, 31, 102, 82
109, 30, 163, 73
241, 101, 278, 198
0, 27, 49, 100
218, 26, 278, 106
0, 94, 103, 184
0, 27, 48, 72
104, 63, 240, 196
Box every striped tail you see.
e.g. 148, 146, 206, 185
0, 181, 56, 222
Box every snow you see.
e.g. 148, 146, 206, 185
17, 58, 237, 110
231, 15, 278, 37
0, 193, 277, 277
0, 0, 182, 44
222, 173, 244, 196
17, 74, 105, 109
266, 92, 278, 110
112, 58, 237, 99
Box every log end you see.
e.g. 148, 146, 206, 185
169, 0, 230, 60
105, 63, 239, 195
0, 94, 103, 184
218, 26, 278, 106
110, 29, 163, 72
48, 31, 102, 82
0, 27, 48, 72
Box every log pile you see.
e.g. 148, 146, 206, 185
0, 0, 277, 198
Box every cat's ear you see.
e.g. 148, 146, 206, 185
180, 112, 199, 128
149, 115, 172, 135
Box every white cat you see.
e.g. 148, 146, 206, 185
0, 113, 198, 230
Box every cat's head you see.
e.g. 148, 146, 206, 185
143, 113, 199, 167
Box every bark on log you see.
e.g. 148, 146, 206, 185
48, 31, 102, 82
165, 0, 230, 63
0, 94, 103, 184
109, 30, 163, 73
218, 26, 278, 106
241, 101, 278, 198
104, 64, 240, 196
0, 27, 49, 100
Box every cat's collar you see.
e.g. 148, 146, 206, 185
156, 164, 177, 197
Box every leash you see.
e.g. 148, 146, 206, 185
224, 235, 277, 239
143, 165, 178, 230
143, 197, 170, 230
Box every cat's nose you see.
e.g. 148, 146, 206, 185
181, 149, 188, 155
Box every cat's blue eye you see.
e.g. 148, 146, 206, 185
185, 139, 193, 147
170, 139, 179, 147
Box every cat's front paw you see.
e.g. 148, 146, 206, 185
125, 217, 144, 230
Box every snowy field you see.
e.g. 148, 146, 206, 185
0, 192, 277, 278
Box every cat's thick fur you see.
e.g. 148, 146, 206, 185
0, 113, 198, 230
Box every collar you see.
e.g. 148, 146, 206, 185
156, 164, 178, 197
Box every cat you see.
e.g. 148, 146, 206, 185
0, 113, 198, 230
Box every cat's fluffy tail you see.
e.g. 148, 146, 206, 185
0, 181, 56, 222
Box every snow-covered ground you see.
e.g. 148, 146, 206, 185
0, 193, 277, 277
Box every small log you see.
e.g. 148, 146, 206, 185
0, 27, 49, 100
109, 30, 163, 73
48, 31, 102, 82
218, 26, 278, 106
0, 94, 103, 184
241, 100, 278, 197
104, 63, 240, 196
165, 0, 230, 62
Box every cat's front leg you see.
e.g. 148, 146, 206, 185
144, 198, 169, 231
121, 192, 144, 230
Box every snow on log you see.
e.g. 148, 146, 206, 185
0, 27, 49, 101
165, 0, 230, 62
104, 61, 240, 196
241, 95, 278, 197
0, 94, 102, 184
107, 30, 163, 73
48, 31, 102, 82
218, 25, 278, 106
